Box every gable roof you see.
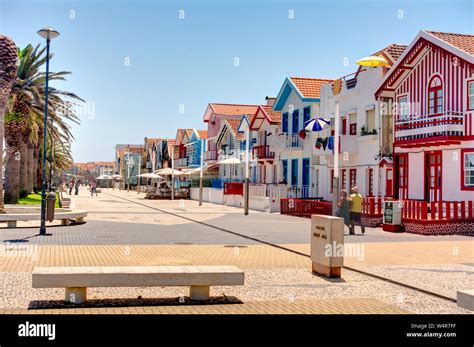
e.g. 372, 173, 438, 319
273, 77, 333, 111
196, 130, 208, 139
375, 43, 408, 65
249, 105, 282, 130
426, 30, 474, 56
203, 103, 259, 122
376, 30, 474, 98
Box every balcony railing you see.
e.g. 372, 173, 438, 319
204, 150, 218, 161
252, 145, 274, 159
395, 111, 464, 141
175, 157, 188, 167
272, 133, 302, 149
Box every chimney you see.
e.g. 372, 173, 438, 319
265, 96, 276, 107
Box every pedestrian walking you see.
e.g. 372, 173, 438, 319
69, 179, 74, 195
336, 190, 351, 233
90, 180, 98, 196
75, 179, 80, 195
348, 186, 365, 235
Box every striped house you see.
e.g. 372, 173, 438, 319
376, 30, 474, 235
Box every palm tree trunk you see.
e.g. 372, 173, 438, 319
19, 140, 28, 194
33, 146, 40, 191
27, 144, 35, 193
4, 144, 20, 204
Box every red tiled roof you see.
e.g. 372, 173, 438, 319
209, 103, 259, 116
225, 119, 245, 140
261, 105, 281, 123
425, 30, 474, 56
289, 77, 334, 98
376, 44, 407, 64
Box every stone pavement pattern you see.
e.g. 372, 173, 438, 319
0, 188, 471, 314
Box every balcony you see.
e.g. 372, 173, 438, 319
395, 111, 464, 144
204, 150, 218, 161
271, 133, 302, 150
252, 145, 274, 160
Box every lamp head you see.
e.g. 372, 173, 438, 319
37, 27, 60, 40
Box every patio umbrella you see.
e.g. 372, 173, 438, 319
356, 55, 390, 67
304, 117, 331, 132
154, 168, 183, 176
217, 157, 241, 165
217, 157, 241, 181
137, 173, 162, 179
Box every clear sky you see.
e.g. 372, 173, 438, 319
1, 0, 472, 162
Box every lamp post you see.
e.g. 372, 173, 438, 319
332, 101, 340, 215
37, 27, 60, 236
199, 139, 204, 206
49, 118, 54, 191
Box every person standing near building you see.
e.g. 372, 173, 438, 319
348, 186, 365, 235
336, 190, 351, 233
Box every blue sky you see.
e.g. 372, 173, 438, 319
1, 0, 472, 162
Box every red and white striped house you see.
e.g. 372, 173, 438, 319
376, 30, 474, 235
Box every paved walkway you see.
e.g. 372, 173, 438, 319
0, 188, 471, 314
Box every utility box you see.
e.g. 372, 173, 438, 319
310, 215, 344, 278
382, 201, 403, 232
47, 191, 56, 222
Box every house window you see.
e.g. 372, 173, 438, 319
292, 109, 300, 134
302, 158, 310, 186
366, 109, 375, 132
341, 169, 346, 190
367, 168, 374, 196
282, 112, 289, 133
282, 160, 288, 184
350, 123, 357, 135
291, 159, 298, 186
428, 76, 443, 114
398, 96, 409, 120
468, 81, 474, 110
303, 106, 311, 125
341, 117, 347, 135
462, 149, 474, 189
349, 168, 357, 190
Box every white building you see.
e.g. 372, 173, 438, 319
317, 44, 406, 201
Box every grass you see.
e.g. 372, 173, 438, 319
18, 193, 60, 208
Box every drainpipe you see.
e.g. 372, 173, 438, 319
332, 101, 340, 215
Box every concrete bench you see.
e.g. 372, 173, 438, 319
0, 206, 87, 228
457, 289, 474, 311
32, 265, 245, 304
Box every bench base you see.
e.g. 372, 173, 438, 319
66, 287, 87, 304
7, 221, 16, 228
457, 289, 474, 311
190, 285, 210, 301
61, 219, 70, 226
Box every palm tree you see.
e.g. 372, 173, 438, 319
0, 35, 19, 211
5, 43, 82, 202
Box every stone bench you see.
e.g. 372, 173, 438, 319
32, 265, 245, 304
457, 289, 474, 311
0, 206, 87, 228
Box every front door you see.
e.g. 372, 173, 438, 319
425, 151, 442, 202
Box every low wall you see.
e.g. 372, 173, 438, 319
190, 188, 276, 213
190, 188, 224, 205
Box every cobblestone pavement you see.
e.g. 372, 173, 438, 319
0, 189, 471, 314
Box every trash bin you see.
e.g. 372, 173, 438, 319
310, 215, 344, 278
47, 191, 56, 222
382, 200, 403, 232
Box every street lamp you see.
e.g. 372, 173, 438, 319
37, 27, 60, 236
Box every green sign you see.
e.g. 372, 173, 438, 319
384, 202, 393, 224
